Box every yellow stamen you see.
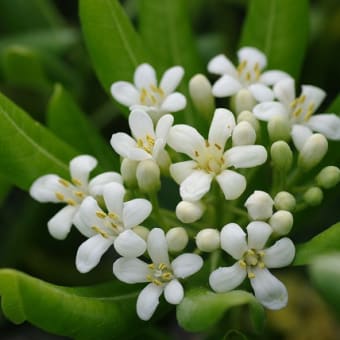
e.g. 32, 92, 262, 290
158, 263, 167, 271
74, 191, 85, 198
214, 143, 222, 150
148, 263, 155, 270
96, 211, 107, 219
91, 226, 109, 238
248, 272, 256, 279
66, 199, 76, 206
72, 178, 82, 187
293, 108, 302, 117
108, 212, 118, 220
55, 192, 64, 201
58, 178, 70, 187
152, 279, 162, 286
239, 260, 247, 268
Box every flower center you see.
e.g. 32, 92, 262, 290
194, 141, 225, 175
289, 95, 315, 123
54, 177, 86, 206
237, 60, 261, 85
146, 263, 173, 286
137, 134, 155, 154
139, 85, 165, 107
239, 249, 266, 278
91, 211, 124, 239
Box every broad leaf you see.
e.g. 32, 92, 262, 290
0, 92, 77, 190
240, 0, 309, 78
327, 94, 340, 113
0, 269, 142, 339
294, 222, 340, 265
176, 288, 264, 333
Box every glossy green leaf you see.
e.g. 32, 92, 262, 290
0, 174, 11, 204
47, 84, 119, 171
240, 0, 309, 78
79, 0, 149, 92
176, 288, 264, 333
294, 222, 340, 265
0, 269, 142, 339
0, 92, 77, 190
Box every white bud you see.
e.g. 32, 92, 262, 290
298, 134, 328, 171
233, 89, 256, 114
132, 225, 149, 241
189, 74, 215, 118
274, 191, 296, 211
156, 150, 171, 175
166, 227, 189, 252
232, 121, 256, 146
303, 187, 323, 206
269, 210, 293, 236
237, 110, 260, 133
196, 228, 220, 252
136, 159, 160, 193
316, 166, 340, 189
120, 158, 138, 187
245, 190, 274, 220
267, 115, 291, 142
271, 141, 293, 172
176, 200, 205, 223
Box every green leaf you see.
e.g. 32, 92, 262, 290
79, 0, 149, 92
47, 84, 119, 171
327, 94, 340, 113
176, 288, 265, 333
0, 269, 142, 339
294, 222, 340, 265
0, 91, 78, 190
240, 0, 309, 78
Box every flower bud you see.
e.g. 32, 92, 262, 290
120, 158, 138, 187
176, 200, 205, 223
237, 110, 260, 133
166, 227, 189, 252
267, 115, 291, 142
233, 89, 256, 114
132, 225, 149, 241
189, 74, 215, 118
136, 159, 160, 193
303, 187, 323, 206
269, 210, 293, 236
245, 190, 274, 220
196, 228, 220, 252
298, 134, 328, 171
232, 121, 256, 146
270, 141, 293, 172
316, 166, 340, 189
274, 191, 296, 211
156, 150, 171, 175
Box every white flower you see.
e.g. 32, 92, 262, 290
111, 63, 186, 121
245, 190, 274, 221
75, 182, 152, 273
29, 155, 122, 240
208, 47, 291, 102
253, 78, 340, 150
209, 222, 295, 310
113, 228, 203, 321
168, 108, 267, 202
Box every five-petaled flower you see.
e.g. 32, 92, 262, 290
209, 222, 295, 309
113, 228, 203, 320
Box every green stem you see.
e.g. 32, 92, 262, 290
149, 192, 167, 229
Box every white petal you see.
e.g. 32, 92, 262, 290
180, 170, 213, 201
152, 138, 166, 160
168, 125, 205, 158
110, 132, 137, 158
75, 234, 113, 273
114, 230, 146, 257
216, 170, 246, 200
161, 92, 186, 112
134, 63, 157, 90
301, 85, 326, 112
212, 75, 242, 97
113, 257, 149, 283
170, 161, 197, 184
208, 108, 236, 147
263, 238, 295, 268
128, 147, 152, 161
291, 124, 312, 151
129, 109, 155, 140
123, 198, 152, 229
73, 210, 95, 238
220, 223, 247, 259
225, 145, 267, 168
159, 66, 184, 94
238, 47, 267, 69
209, 263, 247, 292
253, 102, 288, 121
110, 81, 139, 106
207, 54, 238, 77
29, 174, 61, 203
147, 228, 170, 265
260, 70, 292, 86
137, 283, 163, 321
250, 267, 288, 310
155, 114, 174, 140
69, 155, 97, 185
273, 78, 296, 106
164, 279, 184, 304
171, 253, 203, 278
47, 205, 77, 240
307, 114, 340, 140
88, 172, 122, 196
248, 83, 274, 102
102, 182, 125, 216
246, 221, 272, 250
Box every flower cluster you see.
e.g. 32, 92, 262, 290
30, 47, 340, 321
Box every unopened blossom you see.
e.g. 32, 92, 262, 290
209, 222, 295, 309
113, 228, 203, 321
75, 182, 152, 273
208, 47, 291, 102
29, 155, 122, 240
111, 63, 186, 121
253, 78, 340, 150
245, 190, 274, 221
168, 108, 267, 202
